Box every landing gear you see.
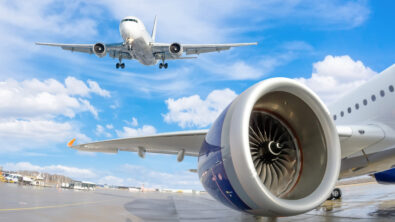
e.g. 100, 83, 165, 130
159, 62, 168, 69
116, 63, 125, 69
327, 188, 342, 200
116, 57, 125, 69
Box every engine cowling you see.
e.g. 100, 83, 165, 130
373, 168, 395, 184
198, 78, 341, 216
169, 42, 183, 57
93, 43, 106, 58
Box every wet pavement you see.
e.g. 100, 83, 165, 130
0, 182, 394, 221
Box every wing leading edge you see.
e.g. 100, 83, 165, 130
69, 130, 208, 157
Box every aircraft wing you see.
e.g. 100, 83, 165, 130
68, 124, 375, 158
35, 42, 127, 58
151, 42, 258, 58
69, 130, 208, 157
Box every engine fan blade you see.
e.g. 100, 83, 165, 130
249, 110, 301, 197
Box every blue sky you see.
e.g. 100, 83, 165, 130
0, 0, 394, 190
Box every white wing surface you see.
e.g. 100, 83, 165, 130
35, 42, 129, 59
151, 42, 258, 59
69, 130, 208, 157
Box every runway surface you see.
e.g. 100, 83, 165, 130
0, 182, 394, 221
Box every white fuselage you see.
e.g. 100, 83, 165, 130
119, 16, 156, 65
329, 65, 395, 178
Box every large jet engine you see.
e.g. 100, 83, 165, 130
198, 78, 341, 216
169, 43, 183, 57
93, 43, 106, 58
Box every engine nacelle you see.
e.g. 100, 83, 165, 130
169, 42, 183, 57
93, 43, 106, 58
373, 168, 395, 184
198, 78, 341, 216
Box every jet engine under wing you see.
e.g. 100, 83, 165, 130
151, 42, 258, 57
69, 130, 208, 156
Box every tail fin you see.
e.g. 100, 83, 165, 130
151, 16, 157, 42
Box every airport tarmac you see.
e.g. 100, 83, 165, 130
0, 182, 394, 222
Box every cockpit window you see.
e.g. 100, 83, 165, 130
121, 18, 138, 23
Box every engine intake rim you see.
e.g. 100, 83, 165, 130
94, 43, 105, 53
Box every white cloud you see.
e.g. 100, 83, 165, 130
0, 0, 98, 38
0, 0, 100, 72
106, 124, 114, 129
0, 77, 109, 119
96, 0, 240, 43
295, 55, 377, 103
87, 80, 111, 98
95, 124, 112, 138
163, 88, 237, 128
65, 77, 91, 97
116, 125, 157, 138
109, 67, 196, 96
0, 119, 90, 152
200, 41, 313, 81
0, 76, 110, 152
131, 117, 138, 127
97, 0, 369, 45
66, 77, 111, 98
3, 162, 96, 179
124, 117, 139, 127
251, 1, 370, 29
0, 120, 67, 142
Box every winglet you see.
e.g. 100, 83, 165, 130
151, 15, 157, 42
67, 138, 76, 147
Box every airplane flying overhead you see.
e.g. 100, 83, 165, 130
68, 64, 395, 217
36, 16, 257, 69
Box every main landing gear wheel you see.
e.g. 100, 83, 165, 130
159, 63, 168, 69
327, 188, 342, 200
116, 63, 125, 69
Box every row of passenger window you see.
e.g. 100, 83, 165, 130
333, 85, 394, 121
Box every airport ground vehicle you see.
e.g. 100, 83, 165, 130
5, 174, 22, 183
0, 171, 6, 183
